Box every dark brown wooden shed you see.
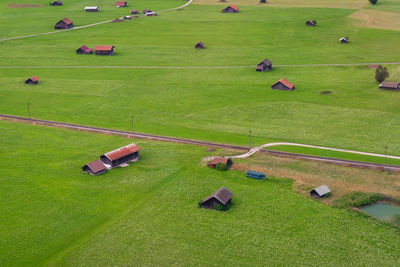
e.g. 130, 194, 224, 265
195, 41, 204, 49
100, 143, 140, 168
222, 5, 239, 13
82, 159, 107, 175
76, 45, 93, 54
200, 186, 233, 210
379, 82, 399, 90
256, 58, 272, 72
208, 157, 232, 169
260, 0, 267, 3
54, 18, 73, 29
94, 45, 115, 55
25, 76, 38, 85
131, 10, 139, 14
271, 78, 295, 91
50, 1, 62, 6
143, 9, 152, 14
112, 18, 124, 22
306, 20, 315, 26
340, 37, 348, 43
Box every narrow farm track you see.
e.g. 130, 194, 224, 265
0, 0, 193, 42
0, 62, 399, 69
2, 114, 400, 172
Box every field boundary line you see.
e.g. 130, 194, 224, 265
0, 0, 193, 42
0, 62, 399, 69
2, 114, 400, 173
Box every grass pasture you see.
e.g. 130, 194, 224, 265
1, 121, 400, 266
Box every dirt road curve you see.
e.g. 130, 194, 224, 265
1, 114, 400, 173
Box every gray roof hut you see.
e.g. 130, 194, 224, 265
54, 18, 73, 29
340, 37, 348, 43
50, 1, 62, 6
379, 81, 399, 90
200, 186, 233, 210
310, 185, 331, 198
195, 41, 204, 49
256, 58, 272, 72
85, 6, 98, 12
82, 159, 107, 175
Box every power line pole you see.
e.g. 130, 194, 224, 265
385, 146, 390, 173
249, 130, 252, 149
27, 103, 30, 119
130, 115, 134, 132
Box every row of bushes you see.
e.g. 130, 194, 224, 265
332, 192, 384, 208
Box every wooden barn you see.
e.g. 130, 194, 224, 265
85, 6, 99, 12
340, 37, 348, 43
379, 81, 399, 90
131, 10, 139, 14
82, 159, 107, 175
195, 41, 204, 49
200, 186, 233, 210
54, 18, 73, 29
306, 20, 315, 26
76, 45, 93, 54
100, 143, 141, 168
310, 185, 331, 198
256, 58, 272, 72
208, 157, 232, 169
25, 76, 38, 85
94, 45, 115, 55
260, 0, 267, 3
124, 15, 132, 20
145, 12, 157, 16
50, 1, 62, 6
115, 1, 127, 7
143, 9, 152, 14
222, 4, 239, 13
271, 78, 295, 91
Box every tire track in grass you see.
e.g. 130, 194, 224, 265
44, 167, 186, 266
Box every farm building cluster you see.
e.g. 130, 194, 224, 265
82, 143, 141, 175
76, 45, 114, 55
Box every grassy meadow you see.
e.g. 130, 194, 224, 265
1, 121, 399, 266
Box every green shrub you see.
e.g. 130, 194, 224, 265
369, 0, 378, 4
375, 65, 389, 83
332, 192, 383, 208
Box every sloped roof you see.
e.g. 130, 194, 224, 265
61, 17, 73, 25
85, 6, 98, 9
201, 186, 233, 205
229, 4, 239, 11
94, 45, 114, 51
306, 19, 315, 24
115, 1, 127, 6
209, 157, 229, 165
311, 185, 331, 196
340, 37, 348, 42
380, 81, 399, 89
30, 76, 38, 82
78, 45, 92, 53
272, 78, 294, 89
258, 58, 272, 66
85, 159, 107, 173
103, 143, 141, 161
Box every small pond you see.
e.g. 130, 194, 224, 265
360, 203, 400, 223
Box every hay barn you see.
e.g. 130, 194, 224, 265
222, 5, 239, 13
143, 9, 152, 14
379, 82, 399, 90
82, 160, 107, 175
76, 45, 93, 54
25, 76, 38, 84
85, 6, 98, 12
100, 143, 141, 168
340, 37, 348, 43
94, 45, 114, 55
115, 1, 127, 7
131, 10, 139, 14
195, 41, 204, 49
49, 1, 62, 6
310, 185, 331, 198
208, 157, 232, 168
145, 12, 157, 16
200, 186, 233, 210
54, 18, 73, 29
306, 20, 315, 26
256, 58, 272, 72
271, 78, 295, 91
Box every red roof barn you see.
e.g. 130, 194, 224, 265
208, 157, 232, 168
25, 76, 38, 85
54, 17, 73, 29
271, 78, 295, 91
76, 45, 93, 54
115, 1, 127, 7
94, 45, 115, 55
222, 5, 239, 13
100, 143, 141, 168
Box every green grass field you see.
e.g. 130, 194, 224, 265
1, 121, 399, 266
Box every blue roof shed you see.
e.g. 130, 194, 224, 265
246, 171, 265, 180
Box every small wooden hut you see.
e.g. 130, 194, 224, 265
143, 9, 152, 14
306, 20, 315, 26
379, 82, 399, 90
310, 185, 331, 198
271, 78, 295, 91
195, 41, 204, 49
260, 0, 267, 3
208, 157, 232, 169
131, 10, 139, 14
256, 58, 272, 72
112, 18, 124, 22
222, 5, 239, 13
25, 76, 38, 85
82, 159, 107, 175
115, 1, 127, 7
54, 18, 73, 29
85, 6, 99, 12
50, 1, 62, 6
76, 45, 93, 54
200, 186, 233, 210
145, 12, 157, 16
94, 45, 115, 55
340, 37, 348, 43
100, 143, 141, 168
124, 15, 132, 20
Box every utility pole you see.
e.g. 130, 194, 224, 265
385, 146, 390, 173
130, 115, 134, 132
27, 103, 30, 119
249, 130, 252, 150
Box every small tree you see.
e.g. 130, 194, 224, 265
312, 20, 317, 25
375, 65, 389, 83
369, 0, 378, 4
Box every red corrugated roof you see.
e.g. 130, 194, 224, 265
229, 4, 239, 11
209, 157, 229, 165
115, 1, 127, 6
79, 45, 92, 53
273, 78, 294, 89
31, 76, 38, 82
94, 45, 114, 51
104, 143, 141, 161
61, 17, 73, 25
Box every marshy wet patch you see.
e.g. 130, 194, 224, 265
360, 202, 400, 225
